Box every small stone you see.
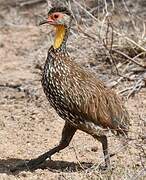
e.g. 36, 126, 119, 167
91, 146, 98, 152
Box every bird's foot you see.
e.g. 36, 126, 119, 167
10, 160, 32, 172
10, 156, 51, 172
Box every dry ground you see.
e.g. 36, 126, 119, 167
0, 1, 146, 180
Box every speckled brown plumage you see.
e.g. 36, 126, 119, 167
42, 46, 129, 136
11, 7, 130, 172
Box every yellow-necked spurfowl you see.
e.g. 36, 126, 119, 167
11, 6, 130, 171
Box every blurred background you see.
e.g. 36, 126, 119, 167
0, 0, 146, 179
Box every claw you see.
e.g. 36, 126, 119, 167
10, 155, 52, 172
10, 161, 30, 172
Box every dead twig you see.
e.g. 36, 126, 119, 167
73, 0, 146, 52
72, 143, 92, 180
19, 0, 46, 7
113, 49, 146, 68
76, 25, 96, 41
102, 18, 120, 75
0, 83, 21, 91
130, 168, 146, 180
127, 79, 145, 98
72, 143, 86, 171
118, 78, 145, 98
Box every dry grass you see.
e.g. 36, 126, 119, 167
68, 0, 146, 97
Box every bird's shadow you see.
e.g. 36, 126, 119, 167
0, 158, 93, 175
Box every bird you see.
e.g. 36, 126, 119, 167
11, 6, 130, 171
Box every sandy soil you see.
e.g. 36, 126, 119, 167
0, 1, 146, 180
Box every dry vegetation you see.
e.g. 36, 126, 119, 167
0, 0, 146, 179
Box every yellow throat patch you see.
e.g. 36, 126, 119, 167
54, 25, 65, 49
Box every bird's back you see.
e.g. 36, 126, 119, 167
42, 46, 130, 137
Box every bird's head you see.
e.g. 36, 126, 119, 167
39, 7, 73, 49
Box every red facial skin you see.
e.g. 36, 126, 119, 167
47, 12, 64, 25
39, 12, 64, 26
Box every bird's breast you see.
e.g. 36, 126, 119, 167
41, 52, 71, 114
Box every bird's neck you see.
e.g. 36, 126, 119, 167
53, 25, 69, 50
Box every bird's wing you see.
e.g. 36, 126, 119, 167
63, 60, 129, 131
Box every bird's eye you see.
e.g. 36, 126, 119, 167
53, 14, 59, 19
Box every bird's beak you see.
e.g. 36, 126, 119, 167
39, 19, 49, 26
39, 17, 54, 26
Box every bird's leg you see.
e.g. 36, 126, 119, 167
94, 135, 110, 169
10, 122, 77, 172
